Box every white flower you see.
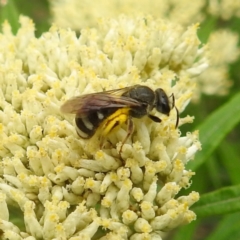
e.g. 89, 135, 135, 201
193, 30, 239, 100
208, 0, 240, 20
49, 0, 240, 101
50, 0, 205, 29
0, 15, 205, 239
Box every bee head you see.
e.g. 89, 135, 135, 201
155, 88, 179, 128
154, 88, 171, 115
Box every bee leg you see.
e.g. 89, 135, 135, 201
119, 117, 134, 155
148, 114, 162, 123
99, 135, 106, 149
99, 136, 115, 151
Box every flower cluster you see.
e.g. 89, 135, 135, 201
0, 16, 206, 239
49, 0, 240, 101
193, 30, 239, 100
50, 0, 205, 29
208, 0, 240, 20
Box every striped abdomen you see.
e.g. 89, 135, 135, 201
75, 108, 118, 138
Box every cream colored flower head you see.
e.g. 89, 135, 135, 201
50, 0, 205, 29
50, 0, 240, 101
208, 0, 240, 20
0, 15, 206, 239
193, 30, 239, 101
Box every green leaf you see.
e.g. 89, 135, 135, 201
187, 92, 240, 170
205, 155, 222, 188
198, 16, 217, 43
192, 184, 240, 217
206, 212, 240, 240
171, 221, 198, 240
9, 205, 25, 231
218, 140, 240, 185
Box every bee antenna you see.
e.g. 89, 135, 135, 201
175, 106, 179, 128
170, 93, 175, 109
170, 93, 179, 128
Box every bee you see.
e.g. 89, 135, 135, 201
61, 85, 179, 153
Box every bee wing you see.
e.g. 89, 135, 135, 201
61, 87, 142, 116
101, 85, 136, 96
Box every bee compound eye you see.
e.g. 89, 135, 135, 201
155, 88, 171, 115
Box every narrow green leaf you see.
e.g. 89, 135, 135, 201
206, 212, 240, 240
171, 221, 198, 240
218, 141, 240, 185
187, 92, 240, 170
192, 185, 240, 217
205, 155, 222, 188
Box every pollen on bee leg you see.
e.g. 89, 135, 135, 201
84, 136, 101, 154
99, 136, 115, 150
115, 117, 134, 155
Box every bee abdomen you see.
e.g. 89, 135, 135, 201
75, 117, 95, 138
75, 109, 116, 138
